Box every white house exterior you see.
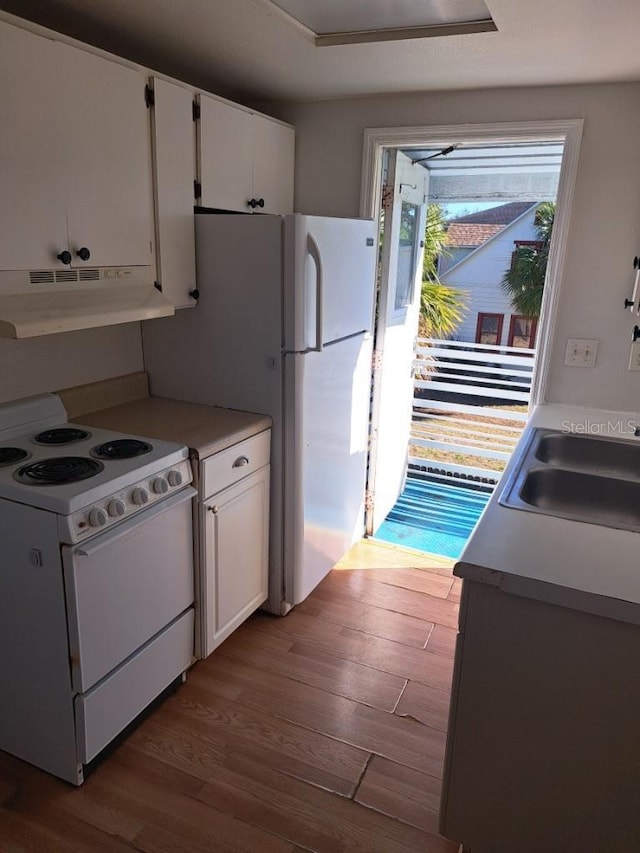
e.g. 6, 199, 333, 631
440, 202, 541, 348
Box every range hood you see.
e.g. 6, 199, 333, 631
0, 276, 174, 339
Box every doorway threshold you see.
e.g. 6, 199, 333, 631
339, 537, 455, 573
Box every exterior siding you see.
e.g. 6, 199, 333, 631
442, 208, 538, 345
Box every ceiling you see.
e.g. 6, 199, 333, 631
404, 143, 564, 177
2, 0, 640, 104
400, 142, 563, 202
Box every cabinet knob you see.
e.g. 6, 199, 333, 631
248, 198, 258, 209
232, 455, 250, 468
189, 289, 200, 300
76, 247, 91, 261
256, 198, 265, 208
208, 505, 219, 514
57, 250, 72, 265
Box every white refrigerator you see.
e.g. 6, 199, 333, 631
143, 213, 377, 613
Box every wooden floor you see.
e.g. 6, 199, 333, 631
0, 540, 461, 852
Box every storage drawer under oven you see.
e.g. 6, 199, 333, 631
201, 430, 270, 499
75, 608, 194, 764
62, 488, 196, 693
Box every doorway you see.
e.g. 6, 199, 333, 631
362, 120, 583, 555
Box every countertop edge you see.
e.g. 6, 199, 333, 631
458, 403, 640, 622
456, 561, 640, 627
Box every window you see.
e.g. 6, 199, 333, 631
475, 313, 503, 346
394, 201, 421, 311
508, 314, 537, 349
510, 240, 543, 270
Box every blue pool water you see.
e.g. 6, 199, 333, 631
374, 476, 492, 559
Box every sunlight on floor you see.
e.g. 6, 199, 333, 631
335, 537, 455, 573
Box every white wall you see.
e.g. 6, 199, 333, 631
269, 82, 640, 411
445, 209, 538, 344
439, 246, 473, 274
0, 323, 143, 405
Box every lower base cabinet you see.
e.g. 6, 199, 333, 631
441, 579, 640, 853
197, 431, 271, 658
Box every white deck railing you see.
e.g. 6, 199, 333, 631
410, 337, 534, 486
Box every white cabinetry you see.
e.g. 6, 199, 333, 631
199, 431, 270, 657
150, 77, 197, 308
252, 113, 295, 215
0, 22, 68, 271
58, 44, 153, 269
0, 19, 153, 273
198, 94, 294, 215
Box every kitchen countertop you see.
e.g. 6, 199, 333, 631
457, 403, 640, 625
58, 371, 271, 458
76, 396, 271, 458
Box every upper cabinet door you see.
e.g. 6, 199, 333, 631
150, 78, 197, 309
0, 22, 68, 271
252, 115, 294, 215
58, 44, 154, 268
198, 95, 253, 213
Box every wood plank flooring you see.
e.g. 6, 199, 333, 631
0, 539, 460, 852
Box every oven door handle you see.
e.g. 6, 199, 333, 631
74, 487, 196, 557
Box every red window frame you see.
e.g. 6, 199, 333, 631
510, 240, 544, 270
507, 314, 538, 349
475, 313, 504, 346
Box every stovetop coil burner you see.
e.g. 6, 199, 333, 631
0, 447, 30, 467
91, 439, 152, 460
14, 457, 104, 486
33, 428, 91, 446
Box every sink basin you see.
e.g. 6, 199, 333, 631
519, 467, 640, 531
499, 428, 640, 532
535, 432, 640, 480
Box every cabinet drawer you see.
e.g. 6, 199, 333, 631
201, 430, 270, 498
75, 609, 194, 764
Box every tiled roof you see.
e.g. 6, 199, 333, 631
450, 201, 535, 225
445, 223, 504, 248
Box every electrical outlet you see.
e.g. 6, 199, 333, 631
564, 338, 598, 368
629, 342, 640, 371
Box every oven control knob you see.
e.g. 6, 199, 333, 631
167, 469, 183, 487
152, 476, 169, 495
132, 487, 149, 506
88, 507, 108, 528
107, 498, 126, 518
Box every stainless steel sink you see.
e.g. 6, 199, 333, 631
535, 432, 640, 480
499, 428, 640, 532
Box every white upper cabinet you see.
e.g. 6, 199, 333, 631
0, 20, 153, 274
198, 94, 294, 215
198, 95, 253, 213
0, 16, 293, 293
0, 22, 68, 270
150, 77, 197, 308
58, 43, 154, 269
252, 114, 295, 215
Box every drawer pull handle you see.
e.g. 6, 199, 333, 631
233, 456, 250, 468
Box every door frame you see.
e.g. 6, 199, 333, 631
365, 151, 428, 535
359, 119, 584, 408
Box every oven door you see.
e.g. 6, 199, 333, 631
62, 487, 196, 694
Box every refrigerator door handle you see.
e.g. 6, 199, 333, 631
307, 234, 324, 352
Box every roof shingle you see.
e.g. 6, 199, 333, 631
445, 223, 504, 248
449, 201, 535, 226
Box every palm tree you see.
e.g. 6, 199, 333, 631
500, 201, 555, 318
419, 203, 467, 338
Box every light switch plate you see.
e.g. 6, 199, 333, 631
564, 338, 598, 368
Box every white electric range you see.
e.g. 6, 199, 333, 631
0, 394, 196, 785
